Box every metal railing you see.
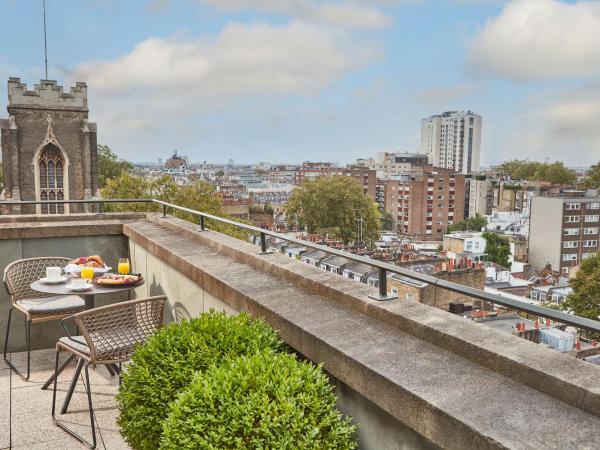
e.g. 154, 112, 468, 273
2, 198, 600, 334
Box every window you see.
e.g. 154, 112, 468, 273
565, 216, 580, 223
437, 195, 444, 200
564, 229, 579, 236
566, 203, 581, 210
585, 215, 600, 222
38, 144, 65, 214
583, 240, 598, 248
562, 254, 578, 262
582, 253, 595, 260
587, 202, 600, 210
563, 241, 579, 249
584, 228, 599, 235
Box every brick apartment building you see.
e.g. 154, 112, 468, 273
293, 162, 344, 185
346, 165, 377, 202
384, 167, 466, 240
529, 192, 600, 274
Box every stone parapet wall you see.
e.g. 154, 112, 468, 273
123, 214, 600, 449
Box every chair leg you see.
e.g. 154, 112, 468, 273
84, 363, 98, 449
51, 351, 60, 419
2, 307, 12, 363
3, 309, 33, 381
52, 354, 97, 449
62, 358, 85, 414
25, 319, 31, 380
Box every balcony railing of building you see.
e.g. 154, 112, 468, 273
2, 198, 600, 335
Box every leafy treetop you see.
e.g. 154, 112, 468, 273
562, 252, 600, 339
585, 161, 600, 189
448, 214, 487, 233
482, 232, 512, 270
285, 176, 381, 245
102, 172, 250, 240
495, 160, 576, 185
97, 144, 134, 188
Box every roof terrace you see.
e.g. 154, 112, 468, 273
1, 199, 600, 449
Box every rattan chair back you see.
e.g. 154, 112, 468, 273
74, 295, 166, 363
3, 257, 72, 303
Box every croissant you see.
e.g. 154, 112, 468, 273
70, 255, 106, 268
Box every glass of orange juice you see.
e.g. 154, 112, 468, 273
81, 264, 95, 281
118, 258, 130, 275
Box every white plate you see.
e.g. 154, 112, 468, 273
66, 283, 93, 292
65, 264, 112, 275
39, 276, 69, 284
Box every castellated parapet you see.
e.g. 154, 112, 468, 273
8, 78, 88, 111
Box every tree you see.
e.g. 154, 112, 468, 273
483, 232, 511, 269
562, 252, 600, 338
585, 162, 600, 189
381, 211, 394, 231
285, 176, 381, 245
215, 169, 225, 178
97, 144, 134, 188
448, 214, 488, 233
102, 173, 249, 240
495, 159, 576, 185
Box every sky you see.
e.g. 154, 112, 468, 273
1, 0, 599, 167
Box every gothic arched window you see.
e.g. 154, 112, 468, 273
38, 144, 65, 214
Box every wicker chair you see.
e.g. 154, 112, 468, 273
3, 257, 84, 380
52, 295, 166, 449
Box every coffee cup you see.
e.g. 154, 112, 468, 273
46, 267, 62, 281
70, 278, 89, 289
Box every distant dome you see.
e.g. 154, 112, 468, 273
165, 150, 187, 169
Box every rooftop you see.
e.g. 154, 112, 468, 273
1, 205, 600, 449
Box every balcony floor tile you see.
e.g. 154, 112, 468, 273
4, 348, 128, 449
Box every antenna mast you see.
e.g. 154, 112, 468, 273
43, 0, 48, 79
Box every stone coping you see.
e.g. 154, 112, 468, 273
140, 214, 600, 418
124, 216, 600, 449
0, 212, 145, 224
0, 213, 143, 240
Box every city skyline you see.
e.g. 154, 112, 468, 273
1, 0, 600, 166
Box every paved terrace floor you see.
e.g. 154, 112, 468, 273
1, 349, 128, 449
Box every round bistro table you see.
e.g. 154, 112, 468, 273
31, 277, 145, 413
30, 278, 144, 310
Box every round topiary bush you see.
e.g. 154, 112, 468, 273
160, 352, 358, 450
117, 311, 285, 450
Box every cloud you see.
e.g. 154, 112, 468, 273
415, 83, 482, 104
72, 22, 376, 95
196, 0, 393, 29
68, 21, 378, 153
499, 83, 600, 165
468, 0, 600, 80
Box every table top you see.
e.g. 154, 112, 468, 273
31, 278, 144, 297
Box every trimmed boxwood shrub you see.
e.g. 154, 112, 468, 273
117, 311, 285, 450
161, 352, 358, 449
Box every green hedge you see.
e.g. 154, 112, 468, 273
117, 311, 285, 450
161, 352, 357, 450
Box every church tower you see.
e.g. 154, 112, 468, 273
0, 78, 98, 214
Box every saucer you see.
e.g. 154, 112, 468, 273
40, 276, 69, 284
66, 282, 92, 292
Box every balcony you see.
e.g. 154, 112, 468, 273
1, 202, 600, 449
